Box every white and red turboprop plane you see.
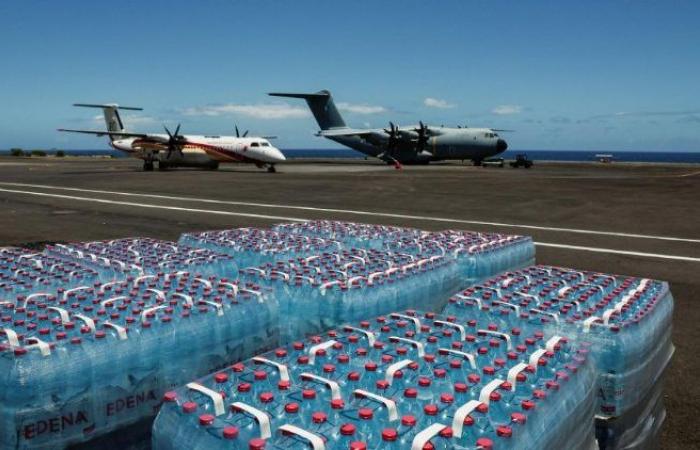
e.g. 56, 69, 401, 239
59, 103, 286, 172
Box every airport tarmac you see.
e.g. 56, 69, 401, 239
0, 157, 698, 448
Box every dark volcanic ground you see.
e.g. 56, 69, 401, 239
0, 157, 698, 449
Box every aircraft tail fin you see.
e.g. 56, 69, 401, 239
73, 103, 143, 141
268, 90, 347, 130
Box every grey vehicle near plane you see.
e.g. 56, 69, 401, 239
270, 90, 509, 166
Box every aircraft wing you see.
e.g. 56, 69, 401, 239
317, 128, 379, 137
57, 128, 151, 139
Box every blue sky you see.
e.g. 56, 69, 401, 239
1, 0, 699, 151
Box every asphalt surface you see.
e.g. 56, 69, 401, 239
0, 157, 698, 449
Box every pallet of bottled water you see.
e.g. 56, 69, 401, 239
273, 220, 424, 250
386, 230, 536, 287
153, 309, 597, 450
0, 247, 100, 297
179, 228, 342, 269
241, 247, 458, 342
442, 265, 674, 449
45, 238, 237, 280
0, 272, 276, 449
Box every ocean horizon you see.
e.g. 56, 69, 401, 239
2, 148, 699, 163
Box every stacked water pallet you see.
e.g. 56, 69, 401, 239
153, 310, 597, 449
442, 265, 673, 449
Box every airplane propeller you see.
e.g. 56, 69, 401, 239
164, 124, 187, 159
413, 121, 431, 151
235, 125, 249, 138
383, 122, 401, 152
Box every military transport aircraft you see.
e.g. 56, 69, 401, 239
59, 104, 286, 172
270, 90, 509, 167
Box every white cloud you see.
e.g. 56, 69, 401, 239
181, 103, 310, 119
492, 105, 523, 115
336, 102, 387, 114
424, 97, 456, 109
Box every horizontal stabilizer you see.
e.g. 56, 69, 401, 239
73, 103, 143, 111
268, 91, 330, 99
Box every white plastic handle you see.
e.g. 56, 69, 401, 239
557, 286, 572, 297
187, 382, 225, 416
1, 328, 20, 347
492, 301, 521, 316
343, 326, 376, 347
454, 294, 482, 309
240, 289, 263, 303
308, 340, 337, 365
300, 373, 342, 400
390, 336, 425, 357
390, 313, 421, 332
252, 357, 290, 382
411, 423, 448, 450
319, 280, 341, 296
101, 295, 127, 307
231, 402, 272, 439
545, 335, 564, 352
23, 292, 52, 307
219, 282, 239, 296
353, 390, 399, 422
385, 359, 414, 385
528, 349, 547, 368
141, 305, 167, 323
452, 400, 482, 438
347, 276, 367, 285
531, 309, 560, 324
479, 378, 504, 405
477, 329, 512, 351
99, 281, 122, 293
270, 270, 290, 281
513, 291, 540, 305
507, 363, 529, 391
73, 314, 96, 333
434, 320, 466, 341
193, 278, 212, 289
62, 286, 90, 301
438, 348, 477, 369
171, 293, 194, 307
200, 300, 224, 316
277, 425, 326, 450
582, 316, 602, 333
47, 306, 70, 324
104, 321, 128, 340
133, 275, 155, 287
24, 337, 51, 356
146, 288, 166, 302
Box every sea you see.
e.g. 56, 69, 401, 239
2, 149, 699, 163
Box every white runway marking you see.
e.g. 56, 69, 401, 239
0, 185, 698, 263
1, 182, 698, 244
535, 242, 700, 263
0, 187, 307, 222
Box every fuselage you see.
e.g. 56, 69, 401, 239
111, 135, 286, 166
331, 126, 507, 163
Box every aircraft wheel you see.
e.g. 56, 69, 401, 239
143, 160, 154, 171
267, 165, 277, 173
473, 159, 483, 166
207, 162, 219, 171
158, 162, 169, 171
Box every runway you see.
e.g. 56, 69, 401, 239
1, 156, 698, 447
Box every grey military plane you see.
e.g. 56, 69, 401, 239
269, 90, 509, 167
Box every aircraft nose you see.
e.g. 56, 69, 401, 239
496, 139, 508, 152
273, 148, 286, 162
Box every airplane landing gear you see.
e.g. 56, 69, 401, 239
473, 158, 483, 166
143, 160, 154, 171
158, 162, 169, 171
267, 165, 277, 173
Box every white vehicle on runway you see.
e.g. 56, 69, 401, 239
59, 104, 286, 172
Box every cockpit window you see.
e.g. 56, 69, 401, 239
250, 142, 260, 147
261, 142, 270, 147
